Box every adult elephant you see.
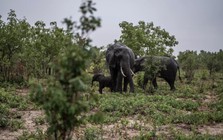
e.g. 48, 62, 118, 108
133, 56, 182, 91
106, 43, 135, 93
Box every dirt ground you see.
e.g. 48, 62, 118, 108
0, 89, 223, 139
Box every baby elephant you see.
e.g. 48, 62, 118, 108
92, 73, 113, 94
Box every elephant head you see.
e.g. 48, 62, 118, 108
91, 73, 104, 87
133, 57, 146, 73
106, 43, 135, 93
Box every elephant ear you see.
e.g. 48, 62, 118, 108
106, 50, 116, 68
136, 57, 145, 66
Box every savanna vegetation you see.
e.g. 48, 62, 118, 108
0, 0, 223, 139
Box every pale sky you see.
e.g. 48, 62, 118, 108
1, 0, 223, 56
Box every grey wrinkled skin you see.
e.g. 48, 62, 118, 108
92, 73, 113, 94
133, 56, 182, 91
106, 43, 135, 93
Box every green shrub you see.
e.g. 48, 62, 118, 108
83, 127, 102, 140
172, 112, 211, 125
0, 88, 28, 129
30, 1, 101, 139
9, 119, 24, 131
18, 129, 46, 140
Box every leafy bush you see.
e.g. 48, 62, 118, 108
30, 1, 101, 139
18, 129, 46, 140
83, 127, 102, 140
172, 112, 212, 125
178, 50, 199, 83
0, 104, 10, 128
0, 88, 28, 130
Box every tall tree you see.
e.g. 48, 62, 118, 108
119, 21, 178, 57
0, 9, 30, 82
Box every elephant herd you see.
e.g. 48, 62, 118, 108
92, 42, 182, 94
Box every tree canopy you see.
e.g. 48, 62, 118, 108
118, 21, 178, 57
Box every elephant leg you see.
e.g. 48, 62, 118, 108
110, 87, 113, 92
164, 77, 176, 91
99, 88, 102, 94
98, 86, 102, 94
169, 81, 176, 91
129, 79, 134, 93
116, 71, 123, 93
152, 77, 158, 89
122, 67, 134, 93
124, 75, 135, 93
123, 77, 128, 92
143, 76, 149, 90
99, 84, 103, 94
110, 84, 114, 92
110, 68, 117, 92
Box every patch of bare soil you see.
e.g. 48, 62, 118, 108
0, 110, 46, 140
198, 123, 223, 135
0, 88, 46, 140
203, 92, 218, 104
16, 88, 30, 96
196, 92, 223, 136
21, 110, 47, 132
72, 117, 154, 139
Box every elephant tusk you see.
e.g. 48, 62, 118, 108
130, 69, 135, 76
120, 67, 127, 77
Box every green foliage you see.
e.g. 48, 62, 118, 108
88, 47, 107, 74
133, 131, 156, 140
178, 49, 223, 85
22, 21, 69, 79
1, 1, 223, 139
34, 116, 45, 125
166, 98, 200, 111
0, 9, 73, 83
144, 57, 163, 78
30, 0, 101, 139
119, 21, 178, 56
174, 134, 223, 140
0, 9, 30, 82
0, 88, 28, 110
135, 72, 144, 88
18, 129, 47, 140
172, 111, 223, 125
0, 104, 9, 128
143, 56, 167, 92
83, 127, 102, 140
199, 50, 223, 75
178, 50, 199, 83
93, 94, 199, 125
63, 0, 101, 47
0, 88, 28, 130
1, 69, 222, 139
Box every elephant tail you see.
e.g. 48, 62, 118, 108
173, 58, 182, 83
